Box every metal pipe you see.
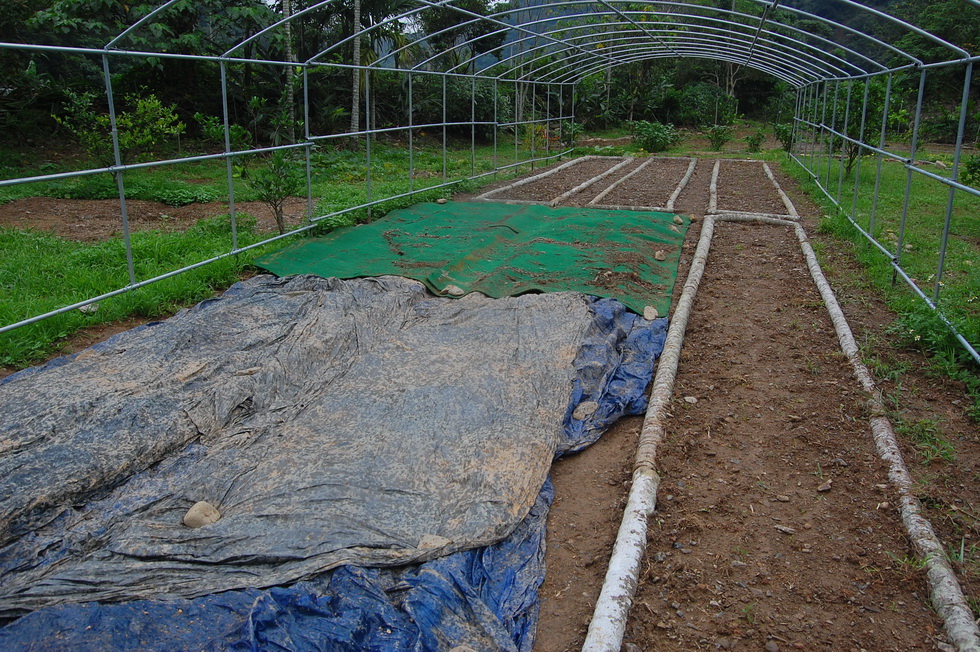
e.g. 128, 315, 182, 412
220, 62, 240, 252
850, 79, 872, 225
934, 60, 974, 303
442, 75, 448, 183
366, 70, 372, 218
868, 73, 893, 240
894, 68, 928, 274
835, 79, 853, 204
825, 80, 840, 192
102, 54, 136, 287
409, 73, 415, 194
303, 66, 314, 224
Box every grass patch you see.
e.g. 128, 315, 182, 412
0, 139, 543, 370
894, 416, 957, 464
783, 152, 980, 420
0, 214, 266, 368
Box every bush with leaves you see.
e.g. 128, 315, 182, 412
53, 90, 185, 166
745, 130, 765, 153
194, 112, 250, 152
962, 154, 980, 188
633, 121, 680, 152
773, 123, 795, 153
706, 125, 734, 151
247, 151, 305, 234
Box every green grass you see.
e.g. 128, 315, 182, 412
783, 149, 980, 419
0, 214, 268, 368
0, 138, 545, 369
894, 416, 957, 464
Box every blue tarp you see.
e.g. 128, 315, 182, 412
0, 276, 667, 651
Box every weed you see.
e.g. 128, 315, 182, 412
803, 355, 821, 375
741, 602, 757, 625
885, 551, 927, 573
895, 416, 956, 464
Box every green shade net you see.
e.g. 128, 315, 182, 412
257, 202, 688, 315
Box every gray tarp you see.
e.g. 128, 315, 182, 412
0, 275, 602, 613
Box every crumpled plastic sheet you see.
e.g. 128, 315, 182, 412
0, 274, 667, 650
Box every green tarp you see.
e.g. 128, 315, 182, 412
257, 202, 688, 315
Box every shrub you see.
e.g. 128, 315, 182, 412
706, 125, 734, 151
248, 151, 305, 234
773, 123, 795, 153
962, 154, 980, 188
633, 120, 680, 152
53, 91, 185, 166
745, 130, 765, 153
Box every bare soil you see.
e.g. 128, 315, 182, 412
593, 157, 693, 208
0, 196, 310, 242
526, 157, 978, 651
716, 160, 788, 214
492, 157, 625, 202
3, 154, 978, 651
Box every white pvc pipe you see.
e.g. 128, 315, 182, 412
666, 158, 699, 212
582, 214, 717, 651
763, 162, 801, 217
552, 157, 634, 206
589, 158, 653, 206
707, 159, 720, 213
477, 155, 604, 200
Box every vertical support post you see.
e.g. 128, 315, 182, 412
895, 67, 927, 277
571, 82, 578, 155
806, 82, 820, 175
815, 80, 829, 178
826, 80, 840, 192
559, 83, 564, 161
514, 78, 519, 165
808, 83, 819, 171
493, 78, 498, 173
471, 76, 476, 178
102, 54, 136, 284
835, 80, 853, 205
934, 60, 974, 303
850, 79, 872, 224
303, 66, 313, 224
219, 61, 239, 251
365, 70, 372, 219
530, 81, 536, 169
442, 74, 447, 183
409, 73, 415, 194
546, 83, 551, 160
790, 85, 802, 161
869, 73, 893, 240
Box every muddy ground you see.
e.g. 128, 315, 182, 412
2, 154, 978, 651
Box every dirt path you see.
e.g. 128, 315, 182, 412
523, 156, 977, 651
